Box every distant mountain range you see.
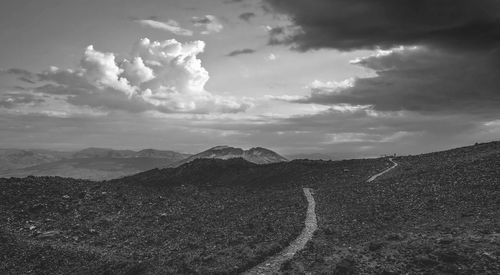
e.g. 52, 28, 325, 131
0, 146, 288, 180
0, 148, 190, 180
71, 148, 190, 159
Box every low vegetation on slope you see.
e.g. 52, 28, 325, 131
282, 142, 500, 274
0, 163, 306, 274
0, 157, 388, 274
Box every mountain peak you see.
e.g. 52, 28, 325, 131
209, 145, 232, 150
174, 146, 287, 166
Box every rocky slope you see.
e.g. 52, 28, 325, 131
281, 141, 500, 274
1, 142, 498, 274
0, 157, 386, 274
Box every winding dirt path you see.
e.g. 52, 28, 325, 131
243, 160, 398, 274
242, 188, 317, 275
367, 158, 398, 182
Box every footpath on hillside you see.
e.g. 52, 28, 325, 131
243, 159, 399, 274
242, 188, 317, 275
367, 158, 398, 182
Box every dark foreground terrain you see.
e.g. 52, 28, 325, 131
282, 142, 500, 274
1, 142, 499, 274
0, 157, 385, 274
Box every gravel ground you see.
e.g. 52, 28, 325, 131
280, 142, 500, 274
243, 188, 317, 275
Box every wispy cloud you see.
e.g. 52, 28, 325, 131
1, 68, 37, 83
191, 15, 223, 35
135, 19, 193, 36
0, 91, 44, 108
239, 12, 256, 22
227, 48, 255, 57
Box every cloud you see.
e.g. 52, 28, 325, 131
239, 12, 256, 22
263, 0, 500, 51
9, 38, 250, 114
261, 0, 500, 154
309, 79, 354, 90
224, 0, 245, 3
176, 103, 499, 156
262, 1, 500, 117
281, 46, 500, 117
281, 47, 500, 119
4, 1, 499, 156
0, 91, 44, 108
122, 56, 155, 84
81, 45, 134, 94
1, 68, 37, 84
135, 19, 193, 36
261, 25, 273, 32
191, 15, 223, 35
227, 48, 256, 57
267, 53, 277, 60
3, 96, 497, 156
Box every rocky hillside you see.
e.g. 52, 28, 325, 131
173, 146, 288, 167
0, 157, 386, 274
1, 142, 498, 274
281, 141, 500, 274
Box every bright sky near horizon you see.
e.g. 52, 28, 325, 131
1, 0, 500, 156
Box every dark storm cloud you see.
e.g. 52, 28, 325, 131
227, 48, 256, 57
263, 0, 500, 120
287, 47, 500, 116
239, 12, 256, 22
263, 0, 500, 51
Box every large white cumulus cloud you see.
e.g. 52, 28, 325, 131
131, 38, 208, 94
81, 45, 134, 95
35, 38, 250, 114
122, 56, 154, 85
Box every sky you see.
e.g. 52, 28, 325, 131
1, 0, 500, 156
